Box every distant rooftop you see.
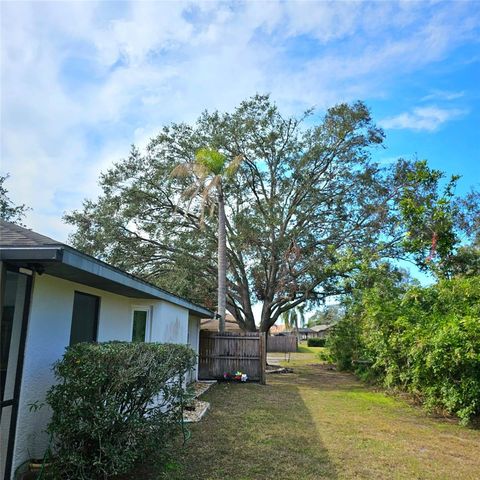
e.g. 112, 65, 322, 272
297, 327, 314, 333
270, 324, 287, 334
201, 314, 241, 330
310, 324, 335, 332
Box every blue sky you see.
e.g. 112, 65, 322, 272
1, 0, 479, 246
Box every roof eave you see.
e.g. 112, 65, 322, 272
0, 246, 63, 262
0, 246, 214, 318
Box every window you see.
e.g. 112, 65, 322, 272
132, 308, 150, 342
70, 292, 99, 345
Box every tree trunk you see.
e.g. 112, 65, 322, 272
294, 313, 301, 345
217, 184, 227, 333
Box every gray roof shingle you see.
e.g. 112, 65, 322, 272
0, 220, 63, 247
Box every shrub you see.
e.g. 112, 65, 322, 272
328, 276, 480, 425
46, 341, 196, 479
317, 349, 332, 362
307, 337, 326, 347
326, 318, 364, 370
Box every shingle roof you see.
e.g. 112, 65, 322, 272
298, 327, 314, 333
0, 220, 63, 247
310, 324, 334, 332
270, 324, 287, 334
201, 315, 242, 331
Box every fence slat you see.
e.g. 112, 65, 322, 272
198, 331, 266, 382
266, 335, 297, 353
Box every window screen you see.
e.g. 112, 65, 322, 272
132, 310, 147, 342
70, 292, 99, 345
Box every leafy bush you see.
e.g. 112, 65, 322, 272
326, 318, 364, 370
307, 337, 326, 347
46, 341, 196, 479
317, 349, 332, 362
328, 276, 480, 425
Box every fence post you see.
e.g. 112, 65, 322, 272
259, 332, 266, 385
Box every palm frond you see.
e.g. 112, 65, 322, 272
209, 200, 217, 218
170, 163, 194, 178
201, 178, 217, 203
182, 183, 201, 200
225, 154, 244, 178
193, 162, 210, 179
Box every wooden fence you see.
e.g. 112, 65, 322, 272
266, 335, 298, 353
198, 331, 266, 384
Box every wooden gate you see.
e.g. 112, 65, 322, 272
198, 331, 266, 384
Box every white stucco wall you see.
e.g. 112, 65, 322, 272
151, 300, 189, 345
11, 273, 194, 477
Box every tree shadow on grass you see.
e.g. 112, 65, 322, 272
164, 376, 338, 480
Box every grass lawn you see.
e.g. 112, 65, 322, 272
297, 344, 323, 354
161, 351, 480, 480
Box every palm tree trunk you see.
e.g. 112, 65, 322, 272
217, 184, 227, 333
294, 314, 300, 345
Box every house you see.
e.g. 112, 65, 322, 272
269, 324, 288, 335
0, 220, 213, 480
200, 313, 242, 332
297, 327, 315, 341
310, 324, 335, 338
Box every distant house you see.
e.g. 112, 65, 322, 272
310, 324, 335, 338
0, 221, 213, 480
297, 327, 315, 341
200, 313, 243, 332
269, 324, 288, 335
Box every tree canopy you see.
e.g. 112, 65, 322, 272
65, 95, 477, 331
0, 174, 30, 226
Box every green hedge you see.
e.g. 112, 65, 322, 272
307, 337, 326, 347
328, 276, 480, 425
46, 341, 196, 479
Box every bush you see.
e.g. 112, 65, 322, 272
326, 318, 364, 370
307, 337, 326, 347
46, 342, 196, 479
328, 276, 480, 425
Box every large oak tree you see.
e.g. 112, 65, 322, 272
65, 95, 469, 331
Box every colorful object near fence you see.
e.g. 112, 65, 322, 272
223, 371, 248, 382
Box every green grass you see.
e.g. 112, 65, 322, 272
157, 353, 480, 480
297, 344, 323, 354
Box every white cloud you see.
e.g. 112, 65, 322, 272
1, 1, 479, 240
422, 90, 465, 101
380, 106, 467, 132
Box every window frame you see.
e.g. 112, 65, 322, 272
130, 306, 152, 343
0, 264, 33, 480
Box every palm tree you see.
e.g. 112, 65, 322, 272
280, 305, 306, 344
171, 148, 242, 333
